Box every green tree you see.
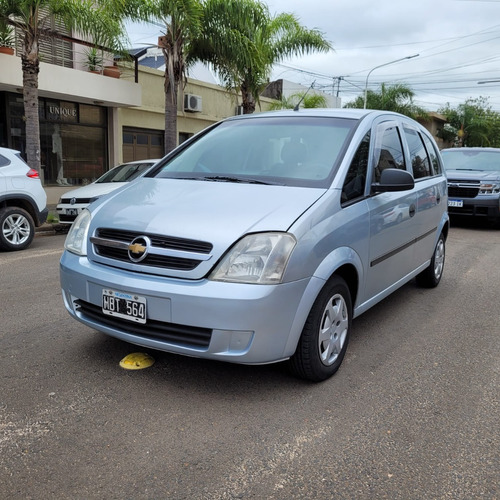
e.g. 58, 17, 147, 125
192, 0, 332, 114
344, 83, 428, 120
438, 97, 500, 147
0, 0, 127, 173
269, 91, 327, 110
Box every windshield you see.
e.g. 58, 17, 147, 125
152, 116, 357, 188
441, 150, 500, 172
96, 161, 154, 183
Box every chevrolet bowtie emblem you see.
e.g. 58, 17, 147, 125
128, 236, 151, 263
128, 243, 146, 254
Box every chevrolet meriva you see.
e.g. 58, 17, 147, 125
60, 109, 449, 381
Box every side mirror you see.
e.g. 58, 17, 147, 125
372, 168, 415, 193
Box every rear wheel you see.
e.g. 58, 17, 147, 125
416, 233, 445, 288
0, 207, 35, 251
289, 276, 352, 382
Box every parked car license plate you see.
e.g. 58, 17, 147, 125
67, 208, 78, 216
448, 199, 463, 208
102, 289, 146, 324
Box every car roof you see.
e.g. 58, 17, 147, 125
0, 147, 20, 156
441, 147, 500, 153
224, 108, 406, 122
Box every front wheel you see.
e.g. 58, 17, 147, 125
289, 276, 352, 382
416, 233, 445, 288
0, 207, 35, 251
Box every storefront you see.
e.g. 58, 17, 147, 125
1, 92, 108, 186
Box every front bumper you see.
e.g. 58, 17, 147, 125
60, 251, 321, 364
56, 204, 88, 224
447, 195, 500, 219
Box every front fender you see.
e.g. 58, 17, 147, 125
281, 246, 363, 358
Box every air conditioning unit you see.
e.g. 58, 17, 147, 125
184, 94, 202, 112
235, 105, 244, 115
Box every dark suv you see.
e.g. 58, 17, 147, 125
441, 147, 500, 225
0, 147, 48, 251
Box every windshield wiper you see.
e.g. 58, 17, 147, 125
204, 176, 279, 185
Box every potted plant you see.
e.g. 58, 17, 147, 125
103, 61, 121, 78
0, 21, 15, 55
85, 46, 103, 73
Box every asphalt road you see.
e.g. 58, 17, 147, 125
1, 220, 498, 500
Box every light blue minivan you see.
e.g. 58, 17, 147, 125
60, 109, 449, 381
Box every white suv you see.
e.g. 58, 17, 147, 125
0, 147, 48, 251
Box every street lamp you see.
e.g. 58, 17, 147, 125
363, 54, 419, 109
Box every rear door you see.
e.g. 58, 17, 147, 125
364, 119, 418, 299
401, 122, 447, 266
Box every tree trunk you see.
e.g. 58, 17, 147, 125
241, 81, 256, 114
21, 52, 41, 173
164, 72, 179, 155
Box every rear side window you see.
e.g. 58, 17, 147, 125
373, 124, 405, 183
403, 125, 431, 179
0, 154, 10, 167
421, 134, 442, 175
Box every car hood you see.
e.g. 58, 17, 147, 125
445, 169, 500, 182
89, 178, 327, 279
61, 182, 126, 201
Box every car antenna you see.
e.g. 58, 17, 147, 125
294, 80, 316, 111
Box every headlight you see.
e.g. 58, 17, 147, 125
209, 232, 296, 284
479, 181, 500, 194
64, 209, 91, 256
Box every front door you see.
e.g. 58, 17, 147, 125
365, 120, 418, 299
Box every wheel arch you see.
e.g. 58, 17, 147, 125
0, 195, 39, 225
282, 247, 362, 358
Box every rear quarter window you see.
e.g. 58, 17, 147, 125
0, 154, 10, 167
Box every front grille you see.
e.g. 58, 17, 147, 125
92, 228, 213, 271
59, 214, 77, 222
97, 228, 213, 253
74, 299, 212, 348
60, 197, 92, 204
448, 186, 479, 198
447, 179, 480, 199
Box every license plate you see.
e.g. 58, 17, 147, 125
102, 289, 146, 324
67, 208, 78, 216
448, 199, 463, 208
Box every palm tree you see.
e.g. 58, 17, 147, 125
137, 0, 203, 154
344, 83, 428, 120
192, 0, 332, 114
438, 97, 497, 147
269, 91, 328, 110
0, 0, 126, 173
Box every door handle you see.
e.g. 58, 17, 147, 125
409, 204, 416, 217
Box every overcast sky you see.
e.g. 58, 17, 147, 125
126, 0, 500, 112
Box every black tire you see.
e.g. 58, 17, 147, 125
0, 206, 35, 251
289, 275, 352, 382
416, 233, 445, 288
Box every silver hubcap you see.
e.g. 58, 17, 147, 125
2, 214, 31, 245
434, 239, 445, 280
318, 293, 349, 366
